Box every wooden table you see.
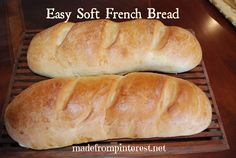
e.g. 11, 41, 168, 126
0, 0, 236, 157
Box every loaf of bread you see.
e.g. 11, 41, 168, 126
5, 72, 211, 150
27, 19, 202, 77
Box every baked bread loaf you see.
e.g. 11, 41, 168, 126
27, 19, 202, 77
5, 72, 211, 150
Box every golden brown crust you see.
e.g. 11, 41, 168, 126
5, 72, 211, 150
27, 20, 202, 77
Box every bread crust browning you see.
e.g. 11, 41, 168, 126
27, 19, 202, 77
5, 72, 211, 149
